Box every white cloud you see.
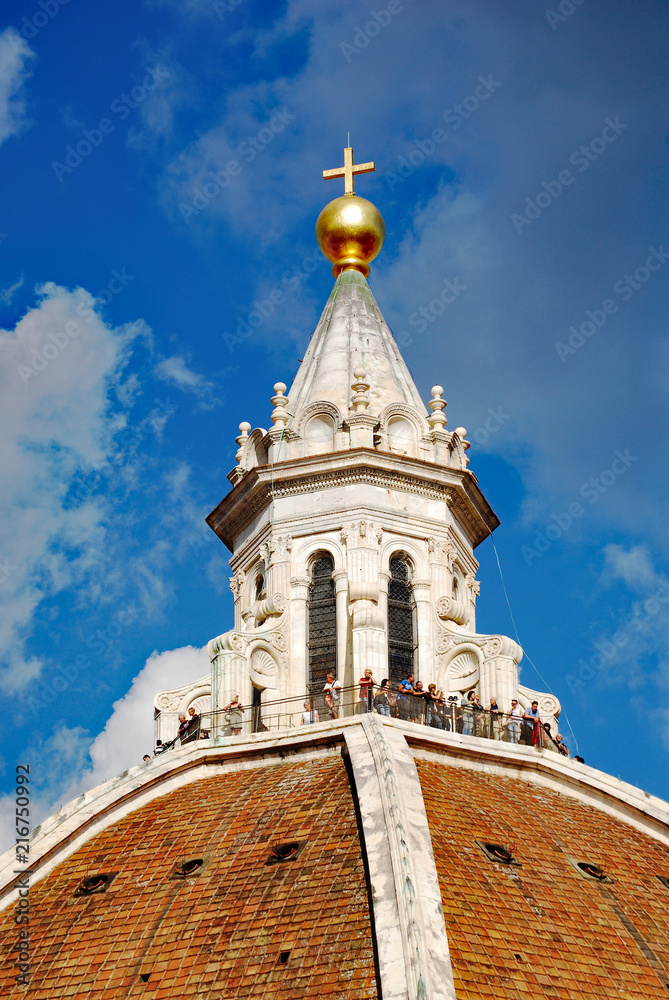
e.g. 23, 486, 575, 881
80, 644, 209, 783
126, 47, 191, 151
0, 645, 210, 853
601, 544, 659, 592
154, 353, 220, 407
0, 28, 36, 147
0, 283, 145, 693
0, 274, 24, 304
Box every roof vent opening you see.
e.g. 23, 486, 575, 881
577, 861, 608, 881
657, 875, 669, 890
74, 871, 118, 896
266, 841, 305, 865
173, 857, 204, 878
278, 951, 291, 965
139, 973, 151, 983
477, 841, 520, 866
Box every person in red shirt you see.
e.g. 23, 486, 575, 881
359, 669, 376, 713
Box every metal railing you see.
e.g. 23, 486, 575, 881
152, 684, 569, 756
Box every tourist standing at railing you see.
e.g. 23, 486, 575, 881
397, 674, 414, 721
177, 713, 190, 743
523, 700, 541, 746
505, 699, 523, 743
359, 669, 376, 712
224, 695, 244, 736
323, 672, 342, 719
373, 679, 391, 716
425, 685, 443, 729
555, 733, 570, 757
438, 692, 451, 731
182, 706, 201, 743
461, 691, 475, 735
489, 698, 502, 740
301, 701, 319, 725
471, 693, 486, 737
410, 681, 426, 723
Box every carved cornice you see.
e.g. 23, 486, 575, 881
207, 450, 499, 552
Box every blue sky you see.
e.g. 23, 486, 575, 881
0, 0, 667, 847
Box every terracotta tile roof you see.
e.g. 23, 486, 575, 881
417, 759, 669, 999
0, 756, 377, 999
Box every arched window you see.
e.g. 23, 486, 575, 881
305, 415, 335, 455
387, 416, 416, 457
388, 556, 415, 683
307, 555, 336, 693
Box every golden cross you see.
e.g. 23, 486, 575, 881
322, 147, 375, 195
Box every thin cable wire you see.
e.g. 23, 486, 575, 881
491, 538, 579, 754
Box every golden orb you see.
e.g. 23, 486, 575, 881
316, 194, 385, 278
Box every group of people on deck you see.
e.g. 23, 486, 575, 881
304, 669, 570, 756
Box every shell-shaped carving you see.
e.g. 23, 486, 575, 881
447, 651, 480, 679
250, 648, 278, 676
186, 695, 211, 715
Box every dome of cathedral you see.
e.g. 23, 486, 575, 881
2, 721, 669, 998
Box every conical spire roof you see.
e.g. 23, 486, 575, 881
287, 269, 427, 423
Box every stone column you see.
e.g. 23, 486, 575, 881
479, 635, 522, 714
347, 525, 385, 688
427, 536, 452, 604
289, 577, 310, 696
268, 534, 292, 597
229, 571, 246, 631
333, 569, 350, 692
378, 570, 391, 679
207, 632, 250, 738
412, 579, 433, 682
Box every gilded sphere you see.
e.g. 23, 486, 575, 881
316, 195, 385, 277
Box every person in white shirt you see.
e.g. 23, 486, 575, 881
505, 698, 524, 744
323, 672, 342, 719
301, 701, 319, 725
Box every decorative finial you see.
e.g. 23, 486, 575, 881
270, 382, 289, 428
317, 146, 385, 278
428, 386, 447, 431
235, 421, 251, 464
323, 146, 375, 196
350, 367, 370, 412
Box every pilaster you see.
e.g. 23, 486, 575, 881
411, 579, 433, 681
344, 715, 457, 1000
290, 577, 311, 695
